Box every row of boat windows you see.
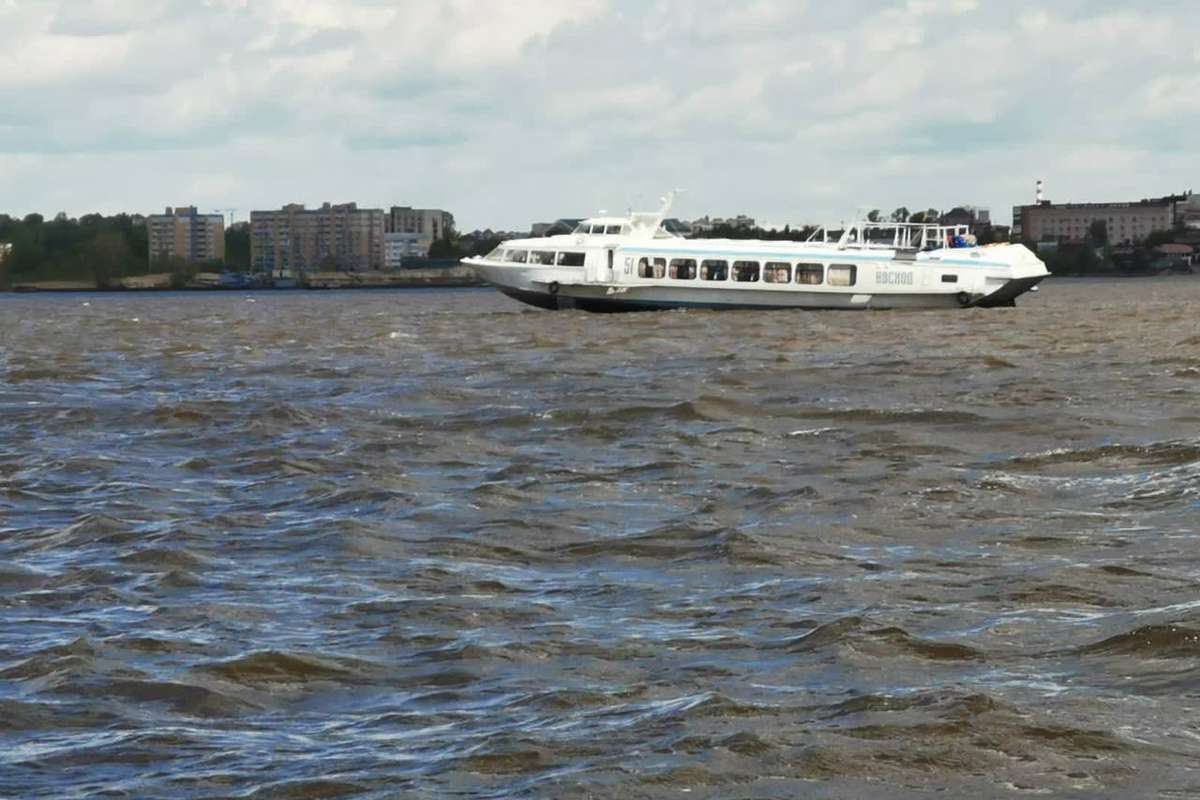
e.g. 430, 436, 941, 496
490, 248, 587, 266
486, 247, 857, 287
636, 258, 857, 287
575, 224, 630, 235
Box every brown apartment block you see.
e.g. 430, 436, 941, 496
386, 206, 454, 243
1012, 193, 1189, 245
250, 203, 385, 275
148, 206, 225, 265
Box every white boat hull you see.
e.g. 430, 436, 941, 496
471, 258, 1045, 312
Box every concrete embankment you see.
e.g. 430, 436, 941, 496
12, 280, 101, 292
9, 266, 482, 292
14, 274, 173, 291
304, 266, 481, 289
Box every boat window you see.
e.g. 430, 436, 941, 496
504, 249, 529, 263
669, 258, 697, 280
796, 263, 823, 285
486, 246, 505, 260
530, 251, 556, 265
941, 274, 958, 283
637, 257, 655, 278
700, 260, 728, 281
763, 262, 791, 283
591, 224, 607, 235
828, 265, 857, 286
733, 261, 760, 282
605, 225, 622, 235
651, 258, 666, 278
557, 251, 586, 267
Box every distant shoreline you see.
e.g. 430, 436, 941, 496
8, 283, 485, 293
6, 266, 483, 293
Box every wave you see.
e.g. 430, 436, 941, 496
1077, 624, 1200, 658
197, 650, 379, 686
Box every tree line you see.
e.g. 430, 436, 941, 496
0, 212, 251, 289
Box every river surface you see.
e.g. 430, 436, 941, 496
2, 279, 1200, 799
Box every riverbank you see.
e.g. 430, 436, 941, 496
9, 266, 482, 292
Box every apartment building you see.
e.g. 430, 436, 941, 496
1013, 193, 1187, 244
690, 215, 756, 233
147, 206, 225, 265
250, 203, 385, 276
383, 232, 429, 268
386, 207, 453, 246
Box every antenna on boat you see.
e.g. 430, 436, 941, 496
658, 189, 683, 217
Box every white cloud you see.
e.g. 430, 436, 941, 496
0, 0, 1197, 229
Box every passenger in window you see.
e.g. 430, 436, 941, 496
796, 266, 823, 285
733, 261, 759, 282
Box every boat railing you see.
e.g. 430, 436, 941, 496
807, 221, 975, 251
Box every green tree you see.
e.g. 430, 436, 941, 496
85, 232, 133, 286
428, 233, 461, 258
0, 211, 161, 284
890, 207, 910, 223
224, 225, 251, 271
1088, 219, 1108, 246
1143, 229, 1175, 248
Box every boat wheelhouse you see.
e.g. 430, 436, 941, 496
464, 195, 1049, 312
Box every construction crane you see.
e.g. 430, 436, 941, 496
212, 208, 238, 226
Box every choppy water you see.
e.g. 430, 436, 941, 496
2, 280, 1200, 798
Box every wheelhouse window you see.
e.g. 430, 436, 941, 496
733, 261, 760, 282
700, 260, 728, 281
486, 245, 505, 260
669, 258, 697, 279
507, 249, 529, 263
796, 263, 823, 285
763, 262, 791, 283
605, 225, 623, 235
530, 251, 555, 265
828, 265, 857, 286
557, 251, 586, 267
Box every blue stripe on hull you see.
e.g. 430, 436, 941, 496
570, 296, 864, 312
499, 286, 872, 312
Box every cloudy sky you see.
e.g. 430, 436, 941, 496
1, 0, 1197, 230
